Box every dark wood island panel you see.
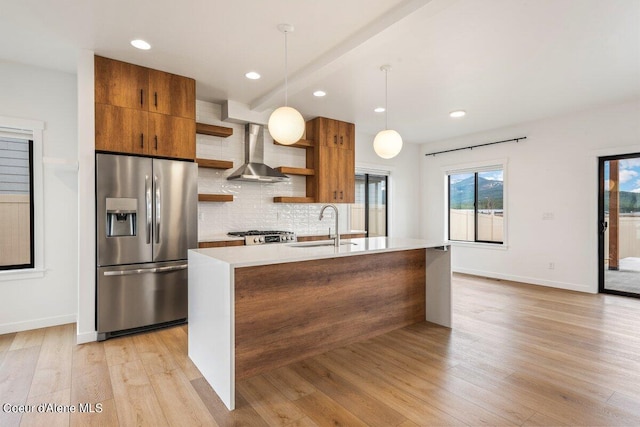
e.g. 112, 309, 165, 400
234, 249, 426, 379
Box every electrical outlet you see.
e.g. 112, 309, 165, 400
542, 212, 554, 220
548, 262, 555, 270
198, 212, 204, 221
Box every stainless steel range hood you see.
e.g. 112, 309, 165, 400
227, 123, 290, 183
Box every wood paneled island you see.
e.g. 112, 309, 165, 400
188, 237, 451, 410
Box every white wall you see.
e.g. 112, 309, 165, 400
421, 99, 640, 293
76, 50, 96, 343
0, 60, 78, 333
355, 130, 422, 238
197, 100, 423, 239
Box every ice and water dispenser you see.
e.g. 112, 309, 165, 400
106, 198, 137, 237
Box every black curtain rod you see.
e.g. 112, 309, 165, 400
424, 136, 527, 157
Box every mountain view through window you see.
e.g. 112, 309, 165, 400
449, 169, 503, 243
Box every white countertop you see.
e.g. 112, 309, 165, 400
189, 237, 446, 268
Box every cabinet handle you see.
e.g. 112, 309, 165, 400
334, 135, 337, 145
340, 191, 344, 199
340, 136, 344, 145
140, 133, 144, 148
154, 92, 158, 108
154, 135, 158, 150
333, 191, 337, 199
140, 89, 144, 107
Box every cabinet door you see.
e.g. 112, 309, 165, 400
326, 118, 341, 148
95, 104, 148, 154
312, 117, 337, 148
337, 121, 354, 151
95, 56, 148, 110
316, 146, 340, 202
148, 113, 196, 160
338, 148, 355, 203
148, 70, 196, 119
316, 148, 355, 203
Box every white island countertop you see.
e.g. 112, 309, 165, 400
189, 237, 447, 268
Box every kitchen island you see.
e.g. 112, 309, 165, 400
188, 237, 451, 410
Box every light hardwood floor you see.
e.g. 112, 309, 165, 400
2, 274, 640, 426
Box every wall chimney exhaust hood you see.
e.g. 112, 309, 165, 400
227, 123, 290, 183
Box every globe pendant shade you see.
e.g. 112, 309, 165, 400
268, 106, 305, 145
373, 129, 403, 159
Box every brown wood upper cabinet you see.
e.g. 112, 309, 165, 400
95, 104, 148, 155
314, 117, 354, 150
306, 117, 355, 203
95, 56, 149, 110
148, 113, 196, 159
94, 56, 196, 160
147, 69, 195, 119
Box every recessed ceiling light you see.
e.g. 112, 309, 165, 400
130, 39, 151, 50
245, 71, 261, 80
374, 107, 385, 113
449, 110, 466, 118
313, 90, 326, 97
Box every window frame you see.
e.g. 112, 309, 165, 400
445, 159, 508, 249
0, 116, 45, 281
0, 137, 35, 270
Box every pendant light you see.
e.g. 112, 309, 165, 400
268, 24, 305, 145
373, 65, 403, 159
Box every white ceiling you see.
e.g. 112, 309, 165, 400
1, 0, 639, 144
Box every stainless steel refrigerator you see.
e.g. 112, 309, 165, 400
96, 153, 197, 341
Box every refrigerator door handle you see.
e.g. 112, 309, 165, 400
155, 264, 187, 273
103, 263, 187, 276
145, 175, 152, 244
155, 174, 161, 244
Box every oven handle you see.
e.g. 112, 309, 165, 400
103, 264, 187, 276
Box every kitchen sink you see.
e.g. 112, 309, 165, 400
289, 241, 357, 248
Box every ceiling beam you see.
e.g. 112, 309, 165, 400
249, 0, 438, 112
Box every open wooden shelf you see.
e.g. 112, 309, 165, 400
196, 158, 233, 169
275, 166, 314, 176
198, 194, 234, 202
196, 122, 233, 138
273, 196, 315, 204
273, 135, 316, 203
274, 139, 314, 149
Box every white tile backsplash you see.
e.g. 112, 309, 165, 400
196, 100, 350, 240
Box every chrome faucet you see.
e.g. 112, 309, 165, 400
319, 204, 340, 248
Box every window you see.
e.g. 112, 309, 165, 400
352, 173, 388, 237
448, 168, 504, 244
0, 136, 34, 269
0, 116, 43, 279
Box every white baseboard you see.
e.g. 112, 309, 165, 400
76, 331, 97, 344
453, 267, 596, 294
0, 314, 77, 335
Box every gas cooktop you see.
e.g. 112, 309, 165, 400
227, 230, 296, 245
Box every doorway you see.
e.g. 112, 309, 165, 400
599, 153, 640, 297
352, 173, 388, 237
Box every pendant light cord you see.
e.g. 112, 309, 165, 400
284, 30, 289, 107
384, 68, 388, 130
